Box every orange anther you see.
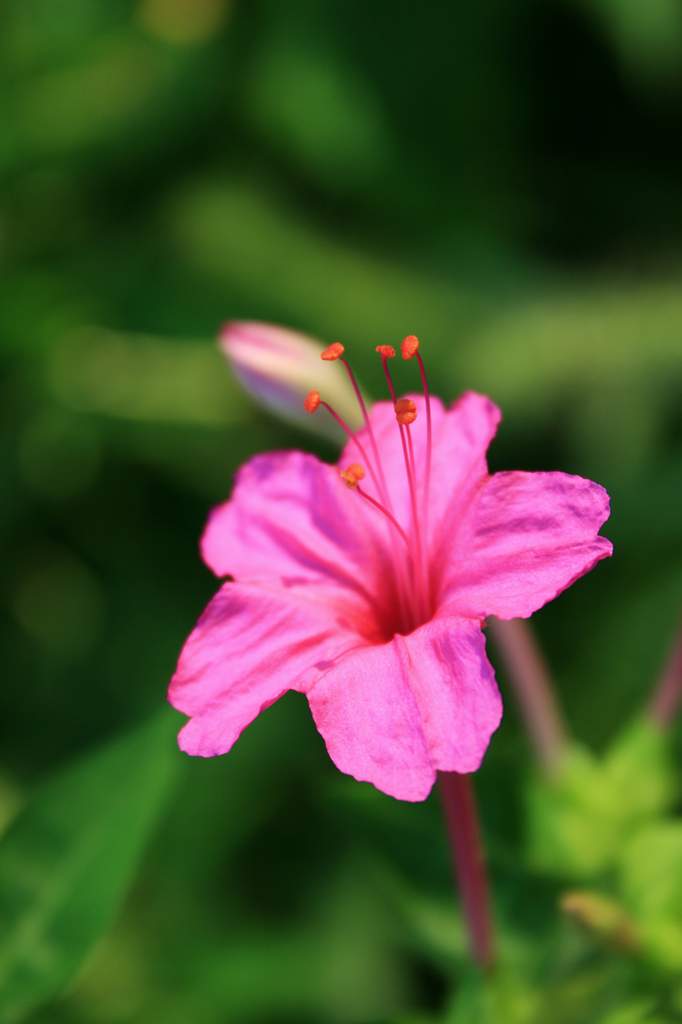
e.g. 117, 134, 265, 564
340, 462, 365, 489
375, 344, 396, 359
304, 389, 321, 413
395, 397, 417, 425
401, 335, 420, 360
321, 341, 345, 361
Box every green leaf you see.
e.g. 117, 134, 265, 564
619, 822, 682, 973
582, 0, 682, 87
526, 720, 675, 880
599, 1002, 667, 1024
0, 711, 178, 1023
444, 968, 538, 1024
604, 719, 675, 819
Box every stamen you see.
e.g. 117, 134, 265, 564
402, 335, 432, 527
307, 386, 412, 637
339, 463, 365, 488
321, 341, 345, 361
374, 347, 428, 618
325, 346, 391, 507
304, 389, 321, 413
305, 392, 383, 498
395, 397, 417, 425
307, 339, 434, 634
404, 425, 418, 496
355, 485, 410, 548
319, 402, 372, 472
377, 347, 398, 403
401, 335, 420, 360
333, 409, 412, 618
355, 475, 422, 634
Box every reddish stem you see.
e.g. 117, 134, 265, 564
648, 622, 682, 729
488, 618, 567, 776
438, 771, 495, 970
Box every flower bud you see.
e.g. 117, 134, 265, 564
560, 890, 638, 951
219, 321, 363, 436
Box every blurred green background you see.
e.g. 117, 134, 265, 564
2, 1, 682, 1022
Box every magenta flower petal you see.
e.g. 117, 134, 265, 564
169, 582, 361, 757
170, 336, 612, 800
443, 470, 613, 620
308, 617, 502, 801
202, 451, 379, 587
428, 391, 501, 530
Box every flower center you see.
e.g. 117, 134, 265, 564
305, 336, 435, 639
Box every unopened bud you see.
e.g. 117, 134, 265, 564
219, 322, 362, 435
560, 890, 639, 952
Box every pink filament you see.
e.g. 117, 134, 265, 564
378, 354, 429, 623
340, 358, 390, 506
318, 391, 412, 629
319, 401, 381, 497
416, 351, 432, 522
356, 485, 410, 548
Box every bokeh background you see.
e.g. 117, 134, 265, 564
2, 2, 682, 1022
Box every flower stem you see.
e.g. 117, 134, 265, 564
647, 622, 682, 729
488, 618, 567, 777
438, 771, 495, 970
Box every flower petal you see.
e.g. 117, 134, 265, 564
443, 470, 613, 620
307, 617, 502, 801
200, 451, 392, 635
427, 391, 501, 536
169, 582, 361, 757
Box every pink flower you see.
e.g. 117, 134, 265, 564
169, 338, 612, 801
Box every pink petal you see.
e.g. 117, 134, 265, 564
443, 471, 613, 620
200, 451, 390, 636
169, 582, 361, 757
338, 391, 501, 539
427, 391, 501, 536
307, 617, 502, 801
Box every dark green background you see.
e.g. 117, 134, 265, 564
1, 1, 682, 1021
